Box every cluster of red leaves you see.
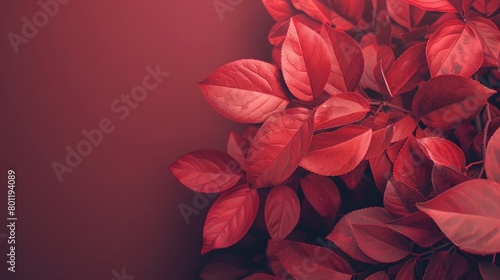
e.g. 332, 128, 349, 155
170, 0, 500, 279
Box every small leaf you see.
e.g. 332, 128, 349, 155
387, 211, 443, 247
417, 137, 466, 172
202, 185, 259, 254
262, 0, 296, 21
480, 262, 500, 280
199, 60, 289, 123
422, 251, 469, 280
431, 165, 471, 194
170, 150, 243, 193
384, 180, 427, 218
486, 127, 500, 183
405, 0, 457, 12
265, 185, 301, 240
417, 179, 500, 255
300, 174, 341, 217
313, 92, 370, 130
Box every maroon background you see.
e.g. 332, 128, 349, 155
0, 1, 273, 279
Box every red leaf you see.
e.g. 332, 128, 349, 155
412, 75, 496, 130
366, 271, 390, 280
262, 0, 296, 21
431, 165, 471, 194
202, 185, 259, 254
468, 17, 500, 65
313, 92, 370, 130
387, 211, 444, 247
360, 43, 395, 92
417, 179, 500, 255
396, 259, 417, 280
386, 42, 429, 96
365, 124, 395, 159
244, 274, 282, 280
422, 251, 469, 280
340, 160, 368, 190
290, 0, 330, 22
272, 240, 353, 280
384, 180, 427, 218
328, 207, 396, 263
393, 136, 434, 196
320, 25, 364, 95
426, 19, 483, 78
170, 150, 243, 193
417, 137, 466, 172
227, 131, 252, 171
282, 17, 331, 101
352, 223, 411, 263
370, 151, 393, 193
406, 0, 457, 12
480, 263, 500, 280
300, 125, 372, 176
486, 124, 500, 183
388, 0, 426, 29
300, 174, 341, 217
391, 116, 417, 143
247, 108, 314, 188
199, 60, 289, 123
265, 185, 301, 240
473, 0, 500, 16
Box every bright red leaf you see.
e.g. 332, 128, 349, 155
262, 0, 296, 21
202, 185, 259, 254
313, 92, 370, 130
473, 0, 500, 16
417, 137, 466, 172
199, 59, 289, 123
300, 173, 341, 217
265, 185, 301, 240
405, 0, 457, 12
396, 259, 417, 280
468, 17, 500, 65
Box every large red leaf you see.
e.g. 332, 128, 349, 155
170, 150, 243, 193
486, 126, 500, 183
300, 174, 341, 217
247, 108, 314, 188
426, 19, 483, 78
384, 180, 426, 218
480, 263, 500, 280
262, 0, 296, 21
199, 59, 289, 123
386, 211, 444, 247
412, 75, 496, 130
468, 17, 500, 65
416, 137, 466, 172
417, 179, 500, 255
405, 0, 457, 12
265, 185, 300, 240
300, 125, 372, 176
386, 42, 429, 96
272, 240, 353, 280
328, 207, 395, 263
282, 18, 331, 101
313, 92, 370, 130
422, 252, 469, 280
431, 165, 471, 194
393, 136, 434, 196
202, 185, 259, 254
320, 25, 364, 95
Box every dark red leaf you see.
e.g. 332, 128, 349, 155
265, 185, 301, 240
170, 150, 243, 193
387, 211, 444, 247
300, 125, 372, 176
384, 180, 427, 218
365, 124, 395, 159
200, 254, 249, 280
473, 0, 500, 16
360, 43, 395, 92
370, 151, 393, 193
422, 251, 469, 280
417, 137, 466, 172
300, 174, 341, 217
454, 122, 478, 152
202, 185, 259, 254
406, 0, 457, 12
396, 259, 417, 280
320, 25, 364, 95
426, 19, 483, 78
480, 263, 500, 280
340, 160, 368, 190
431, 164, 471, 194
262, 0, 296, 21
244, 273, 282, 280
417, 179, 500, 255
313, 92, 370, 130
486, 127, 500, 183
282, 18, 331, 101
247, 108, 314, 188
199, 60, 289, 123
366, 271, 390, 280
386, 42, 429, 96
272, 240, 353, 280
412, 75, 496, 130
468, 17, 500, 65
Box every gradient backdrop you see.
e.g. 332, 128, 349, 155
0, 0, 274, 279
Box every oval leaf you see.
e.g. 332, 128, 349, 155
300, 173, 341, 217
417, 137, 466, 172
202, 185, 259, 254
282, 17, 331, 101
301, 125, 372, 176
262, 0, 296, 21
405, 0, 457, 12
386, 42, 429, 95
265, 185, 301, 240
468, 17, 500, 65
313, 92, 370, 130
247, 108, 314, 188
169, 150, 243, 193
199, 59, 289, 123
417, 179, 500, 255
387, 211, 444, 247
